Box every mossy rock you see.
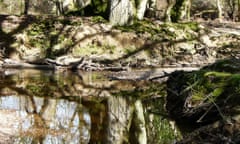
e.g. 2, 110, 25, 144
166, 58, 240, 126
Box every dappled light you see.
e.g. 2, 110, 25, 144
0, 0, 240, 143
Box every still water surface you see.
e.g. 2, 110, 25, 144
0, 69, 181, 144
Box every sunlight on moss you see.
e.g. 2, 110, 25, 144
72, 43, 116, 57
212, 88, 224, 97
204, 71, 232, 77
91, 16, 108, 23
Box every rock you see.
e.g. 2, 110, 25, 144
200, 34, 215, 47
55, 55, 84, 66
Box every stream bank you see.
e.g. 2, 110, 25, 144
1, 15, 240, 143
167, 58, 240, 143
0, 15, 240, 71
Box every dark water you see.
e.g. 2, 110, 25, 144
0, 69, 181, 144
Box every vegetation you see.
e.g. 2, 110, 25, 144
0, 1, 240, 143
166, 59, 240, 142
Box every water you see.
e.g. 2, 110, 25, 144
0, 69, 181, 144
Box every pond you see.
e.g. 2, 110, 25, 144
0, 69, 181, 144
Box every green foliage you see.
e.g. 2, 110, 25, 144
151, 116, 181, 143
91, 0, 108, 15
204, 71, 232, 77
115, 19, 163, 39
171, 0, 185, 22
182, 60, 240, 107
91, 16, 108, 23
76, 0, 109, 18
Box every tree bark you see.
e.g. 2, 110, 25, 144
238, 0, 240, 21
24, 0, 29, 15
55, 0, 64, 15
165, 0, 192, 22
179, 0, 191, 21
216, 0, 223, 21
136, 0, 148, 20
109, 0, 135, 26
165, 0, 176, 22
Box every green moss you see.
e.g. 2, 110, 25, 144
72, 43, 116, 57
170, 0, 185, 22
212, 88, 224, 97
183, 65, 240, 105
24, 18, 80, 58
91, 16, 108, 23
116, 20, 199, 42
204, 71, 232, 77
124, 46, 137, 54
115, 19, 159, 34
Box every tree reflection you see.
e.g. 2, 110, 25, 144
0, 69, 181, 143
0, 95, 91, 143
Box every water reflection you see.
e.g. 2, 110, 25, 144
0, 69, 181, 143
0, 95, 91, 144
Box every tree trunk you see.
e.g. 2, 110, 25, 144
179, 0, 191, 21
165, 0, 191, 22
136, 0, 148, 20
109, 0, 135, 26
165, 0, 176, 22
217, 0, 223, 21
24, 0, 29, 15
238, 0, 240, 21
55, 0, 64, 15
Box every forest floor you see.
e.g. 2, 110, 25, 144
0, 15, 240, 75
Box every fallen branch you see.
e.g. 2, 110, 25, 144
2, 59, 54, 69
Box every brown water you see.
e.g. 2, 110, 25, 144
0, 69, 181, 144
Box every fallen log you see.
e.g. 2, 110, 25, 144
2, 59, 54, 69
108, 67, 200, 81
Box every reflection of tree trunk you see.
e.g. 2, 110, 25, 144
107, 96, 134, 144
129, 100, 147, 144
24, 0, 29, 15
88, 100, 108, 143
217, 0, 223, 21
106, 96, 147, 144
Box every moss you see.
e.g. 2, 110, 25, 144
23, 17, 81, 58
212, 88, 224, 97
91, 16, 108, 23
170, 0, 185, 22
115, 19, 159, 34
72, 43, 116, 57
181, 62, 240, 105
116, 20, 199, 42
204, 71, 232, 77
